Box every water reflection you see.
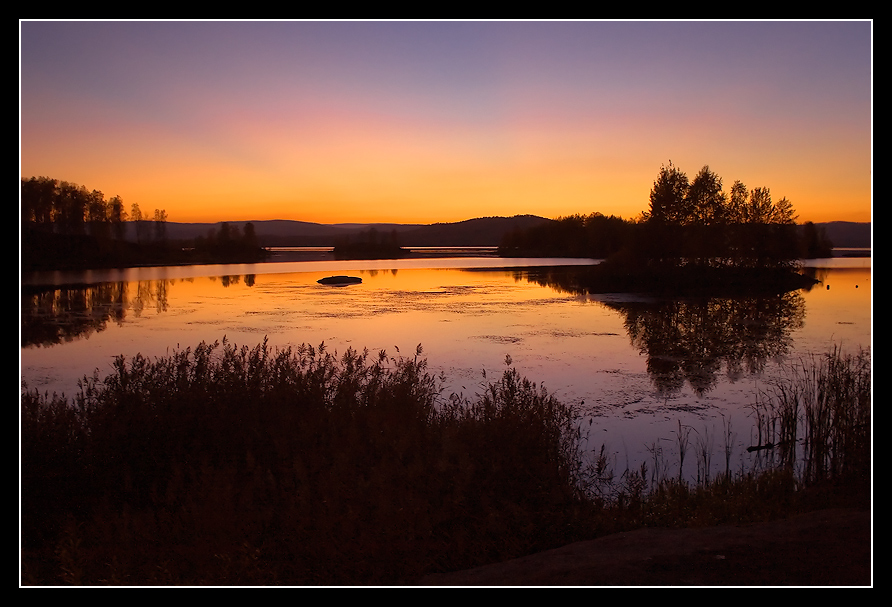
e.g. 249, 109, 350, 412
22, 280, 168, 348
605, 294, 804, 396
20, 261, 869, 482
216, 274, 257, 288
24, 265, 808, 399
516, 266, 806, 396
21, 272, 265, 349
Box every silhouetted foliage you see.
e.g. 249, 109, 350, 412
21, 338, 870, 584
333, 227, 410, 259
190, 222, 270, 263
21, 339, 593, 584
498, 212, 634, 259
498, 162, 832, 293
798, 221, 834, 258
637, 162, 806, 270
644, 161, 690, 226
642, 163, 798, 227
21, 177, 268, 270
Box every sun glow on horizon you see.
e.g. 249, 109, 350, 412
20, 20, 872, 226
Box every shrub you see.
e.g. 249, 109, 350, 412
21, 339, 591, 585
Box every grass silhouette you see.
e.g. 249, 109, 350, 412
21, 339, 869, 585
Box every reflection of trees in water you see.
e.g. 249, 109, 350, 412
212, 274, 257, 288
608, 294, 805, 396
22, 274, 259, 347
512, 267, 590, 296
22, 282, 131, 347
799, 267, 826, 292
22, 279, 167, 347
516, 266, 806, 397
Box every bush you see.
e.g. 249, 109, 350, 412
20, 340, 869, 585
21, 339, 592, 585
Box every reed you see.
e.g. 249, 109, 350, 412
21, 339, 593, 585
20, 340, 869, 585
748, 345, 871, 483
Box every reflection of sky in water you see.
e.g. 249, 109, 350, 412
21, 259, 871, 479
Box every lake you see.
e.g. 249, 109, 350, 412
20, 253, 871, 481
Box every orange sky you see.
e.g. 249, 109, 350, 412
20, 21, 872, 225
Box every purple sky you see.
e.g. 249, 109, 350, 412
20, 20, 872, 224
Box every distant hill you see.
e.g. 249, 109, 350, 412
398, 216, 551, 247
155, 215, 551, 247
161, 220, 360, 245
127, 217, 869, 249
817, 221, 871, 249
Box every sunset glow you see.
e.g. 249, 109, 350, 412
20, 20, 872, 225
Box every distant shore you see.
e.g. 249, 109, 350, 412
264, 245, 868, 265
19, 243, 868, 275
265, 246, 501, 263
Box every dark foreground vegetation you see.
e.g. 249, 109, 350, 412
21, 340, 870, 585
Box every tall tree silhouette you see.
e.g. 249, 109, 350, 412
685, 165, 726, 225
645, 161, 689, 225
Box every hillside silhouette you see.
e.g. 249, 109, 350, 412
106, 217, 870, 250
155, 215, 551, 248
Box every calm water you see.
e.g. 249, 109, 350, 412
20, 255, 871, 479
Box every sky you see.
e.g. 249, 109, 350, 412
20, 20, 872, 225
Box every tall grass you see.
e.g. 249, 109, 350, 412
20, 340, 869, 585
549, 344, 869, 535
748, 345, 871, 484
21, 339, 592, 585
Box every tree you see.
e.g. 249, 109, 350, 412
218, 222, 232, 244
799, 221, 833, 258
745, 187, 774, 224
685, 165, 726, 225
56, 181, 88, 234
639, 162, 803, 270
772, 197, 797, 225
108, 195, 127, 241
727, 180, 748, 224
131, 202, 150, 244
153, 209, 168, 243
645, 161, 689, 225
242, 222, 258, 249
87, 189, 111, 241
21, 176, 58, 226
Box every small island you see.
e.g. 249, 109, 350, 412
498, 163, 832, 296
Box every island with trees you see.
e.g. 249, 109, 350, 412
498, 162, 832, 295
22, 164, 837, 283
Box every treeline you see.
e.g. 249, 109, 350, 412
499, 212, 633, 259
189, 221, 269, 264
21, 176, 165, 243
21, 176, 267, 270
332, 227, 409, 260
499, 163, 834, 266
